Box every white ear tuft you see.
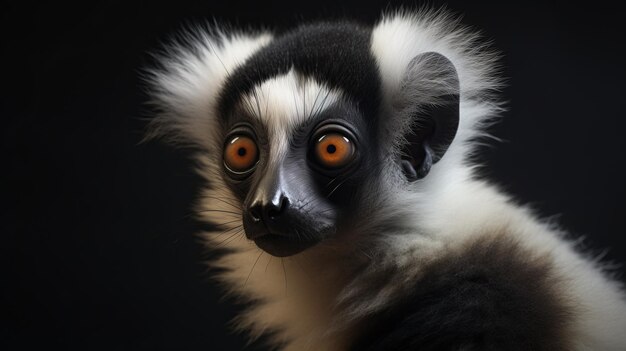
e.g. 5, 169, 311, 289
144, 27, 272, 151
371, 9, 504, 169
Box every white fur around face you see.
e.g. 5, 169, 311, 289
371, 10, 502, 166
149, 10, 626, 351
146, 30, 273, 151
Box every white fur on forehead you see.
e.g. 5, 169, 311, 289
145, 29, 273, 150
241, 71, 342, 128
239, 71, 343, 160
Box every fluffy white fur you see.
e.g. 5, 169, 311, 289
148, 9, 626, 351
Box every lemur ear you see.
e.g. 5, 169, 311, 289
395, 52, 460, 181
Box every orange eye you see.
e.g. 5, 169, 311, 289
224, 135, 259, 173
314, 133, 355, 169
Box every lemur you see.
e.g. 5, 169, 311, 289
146, 9, 626, 351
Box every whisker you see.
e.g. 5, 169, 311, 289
308, 85, 323, 119
292, 84, 300, 119
242, 97, 258, 119
206, 39, 231, 77
265, 254, 272, 273
213, 219, 242, 227
297, 195, 321, 212
301, 80, 307, 120
221, 231, 245, 248
201, 193, 240, 201
252, 88, 263, 119
215, 228, 244, 247
311, 89, 332, 118
244, 251, 264, 289
264, 85, 270, 119
282, 258, 287, 296
213, 224, 243, 236
359, 248, 374, 261
293, 228, 302, 242
327, 177, 351, 198
201, 196, 242, 210
325, 175, 340, 188
198, 209, 241, 215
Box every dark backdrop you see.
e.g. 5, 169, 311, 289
3, 1, 625, 350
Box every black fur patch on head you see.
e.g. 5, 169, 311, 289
218, 22, 382, 123
350, 234, 575, 351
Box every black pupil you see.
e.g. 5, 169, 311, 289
326, 144, 336, 154
237, 147, 247, 157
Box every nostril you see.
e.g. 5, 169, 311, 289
268, 208, 280, 220
249, 204, 262, 222
249, 196, 289, 223
267, 197, 287, 220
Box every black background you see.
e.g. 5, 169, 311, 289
3, 1, 625, 350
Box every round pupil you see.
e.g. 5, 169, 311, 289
326, 144, 337, 154
237, 147, 247, 156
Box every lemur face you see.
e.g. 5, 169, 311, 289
221, 79, 382, 257
214, 24, 388, 257
150, 22, 460, 257
212, 23, 460, 257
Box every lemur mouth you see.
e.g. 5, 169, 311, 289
254, 233, 321, 257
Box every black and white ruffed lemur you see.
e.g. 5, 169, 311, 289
146, 9, 626, 351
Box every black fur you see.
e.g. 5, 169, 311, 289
218, 22, 382, 123
350, 235, 574, 351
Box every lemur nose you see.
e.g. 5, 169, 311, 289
249, 195, 288, 223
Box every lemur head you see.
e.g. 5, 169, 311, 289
148, 13, 496, 258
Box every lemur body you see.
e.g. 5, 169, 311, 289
148, 10, 626, 350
